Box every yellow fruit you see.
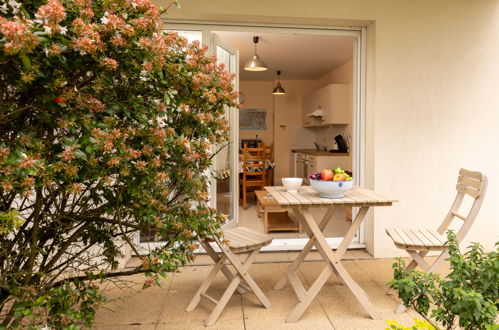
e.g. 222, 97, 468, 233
333, 173, 346, 181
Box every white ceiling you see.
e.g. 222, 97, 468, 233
215, 31, 355, 81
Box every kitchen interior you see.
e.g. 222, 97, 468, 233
216, 31, 356, 240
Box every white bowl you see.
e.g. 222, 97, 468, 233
282, 177, 303, 192
310, 179, 353, 198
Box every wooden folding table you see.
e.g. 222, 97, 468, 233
265, 185, 396, 322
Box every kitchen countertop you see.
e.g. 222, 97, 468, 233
291, 149, 349, 156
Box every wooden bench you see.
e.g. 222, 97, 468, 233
255, 190, 300, 233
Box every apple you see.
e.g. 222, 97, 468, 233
320, 169, 334, 181
333, 173, 346, 181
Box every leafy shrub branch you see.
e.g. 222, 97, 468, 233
0, 0, 237, 327
389, 231, 498, 330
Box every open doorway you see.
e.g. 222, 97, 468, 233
140, 23, 365, 252
213, 30, 361, 249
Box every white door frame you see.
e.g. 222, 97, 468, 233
210, 33, 240, 228
159, 21, 367, 252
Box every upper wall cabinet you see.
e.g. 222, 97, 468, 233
302, 84, 351, 127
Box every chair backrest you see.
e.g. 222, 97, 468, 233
437, 168, 488, 242
259, 143, 273, 162
242, 144, 266, 179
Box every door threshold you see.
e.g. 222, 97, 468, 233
261, 237, 365, 252
135, 237, 364, 256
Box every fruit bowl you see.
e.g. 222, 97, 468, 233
310, 179, 353, 199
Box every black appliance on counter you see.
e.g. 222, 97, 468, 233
330, 135, 349, 153
240, 139, 261, 151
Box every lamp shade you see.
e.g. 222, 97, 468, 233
244, 54, 268, 71
272, 70, 286, 95
244, 36, 268, 71
272, 82, 286, 95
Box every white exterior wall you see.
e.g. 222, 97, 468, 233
160, 0, 499, 257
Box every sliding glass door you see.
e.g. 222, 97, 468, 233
210, 33, 239, 227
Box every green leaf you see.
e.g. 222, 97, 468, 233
19, 53, 31, 70
74, 150, 88, 161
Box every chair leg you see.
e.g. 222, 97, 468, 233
219, 246, 272, 309
186, 255, 227, 312
206, 276, 241, 326
204, 247, 271, 326
243, 186, 247, 210
202, 240, 247, 295
395, 304, 407, 314
189, 241, 272, 327
395, 249, 445, 314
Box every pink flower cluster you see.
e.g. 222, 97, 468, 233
101, 13, 125, 32
0, 17, 39, 55
100, 57, 118, 70
128, 0, 153, 10
71, 18, 103, 54
36, 0, 66, 25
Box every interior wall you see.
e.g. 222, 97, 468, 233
239, 79, 317, 182
273, 80, 316, 182
317, 59, 354, 88
239, 81, 274, 145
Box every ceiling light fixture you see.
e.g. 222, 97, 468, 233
244, 36, 268, 71
272, 70, 286, 95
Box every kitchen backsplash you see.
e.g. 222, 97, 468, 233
290, 125, 351, 151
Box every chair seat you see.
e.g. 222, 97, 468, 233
386, 228, 447, 251
224, 227, 273, 253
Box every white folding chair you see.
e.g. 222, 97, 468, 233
386, 168, 487, 313
186, 227, 272, 326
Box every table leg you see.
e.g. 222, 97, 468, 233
285, 206, 381, 322
287, 264, 334, 323
264, 208, 269, 234
274, 205, 336, 290
335, 207, 369, 259
257, 198, 262, 218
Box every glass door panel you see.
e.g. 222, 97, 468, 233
139, 30, 202, 243
212, 34, 239, 225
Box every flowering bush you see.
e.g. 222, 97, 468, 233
0, 0, 237, 328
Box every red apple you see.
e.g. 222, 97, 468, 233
320, 169, 334, 181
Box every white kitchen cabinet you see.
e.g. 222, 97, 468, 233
302, 83, 351, 126
320, 84, 350, 125
294, 153, 304, 178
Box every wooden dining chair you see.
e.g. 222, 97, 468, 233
240, 144, 266, 209
259, 143, 274, 186
386, 168, 488, 313
186, 227, 273, 327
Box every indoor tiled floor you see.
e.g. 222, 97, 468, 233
238, 192, 351, 239
94, 253, 447, 329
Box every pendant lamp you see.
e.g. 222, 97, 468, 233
272, 70, 286, 95
244, 36, 268, 71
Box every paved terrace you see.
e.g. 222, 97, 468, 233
95, 251, 445, 329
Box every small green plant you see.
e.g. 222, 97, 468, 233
389, 231, 499, 330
